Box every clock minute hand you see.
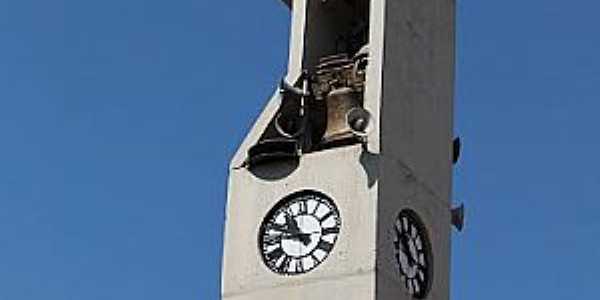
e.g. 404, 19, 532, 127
284, 213, 304, 234
400, 235, 416, 266
271, 223, 293, 234
283, 215, 313, 245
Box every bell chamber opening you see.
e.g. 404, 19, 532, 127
246, 0, 372, 168
303, 0, 370, 70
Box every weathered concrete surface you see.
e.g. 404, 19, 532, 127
223, 145, 378, 299
376, 0, 455, 299
225, 272, 374, 300
376, 158, 451, 300
379, 0, 456, 202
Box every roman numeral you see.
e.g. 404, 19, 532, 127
263, 233, 282, 245
395, 220, 403, 233
298, 200, 308, 215
321, 227, 339, 235
418, 270, 425, 281
319, 211, 334, 223
311, 253, 320, 263
402, 217, 409, 231
266, 247, 285, 262
311, 202, 321, 215
295, 259, 305, 273
316, 240, 334, 252
277, 255, 292, 273
267, 222, 287, 233
286, 206, 295, 217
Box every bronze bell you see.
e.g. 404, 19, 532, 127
321, 87, 362, 144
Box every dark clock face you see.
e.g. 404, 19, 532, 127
259, 191, 341, 275
393, 210, 432, 298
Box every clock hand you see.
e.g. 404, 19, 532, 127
298, 229, 327, 245
269, 224, 294, 235
307, 231, 323, 234
280, 215, 312, 246
400, 235, 416, 266
289, 216, 303, 235
284, 214, 301, 235
282, 215, 324, 246
297, 233, 312, 246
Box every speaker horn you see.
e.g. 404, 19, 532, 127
451, 203, 465, 232
346, 107, 373, 137
453, 137, 461, 164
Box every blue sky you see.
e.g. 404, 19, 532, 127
0, 0, 599, 299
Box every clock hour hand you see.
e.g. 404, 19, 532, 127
286, 214, 302, 234
296, 233, 312, 246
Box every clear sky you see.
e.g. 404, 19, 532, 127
0, 0, 599, 299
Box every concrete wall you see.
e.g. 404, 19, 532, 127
376, 0, 455, 299
222, 145, 379, 299
378, 0, 456, 201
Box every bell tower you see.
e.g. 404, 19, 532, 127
222, 0, 460, 299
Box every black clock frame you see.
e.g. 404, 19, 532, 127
258, 190, 341, 276
393, 209, 433, 299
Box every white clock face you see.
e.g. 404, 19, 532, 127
259, 191, 341, 275
394, 210, 432, 298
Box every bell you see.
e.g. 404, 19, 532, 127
321, 87, 362, 144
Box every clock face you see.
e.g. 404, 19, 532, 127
259, 191, 341, 275
393, 210, 432, 298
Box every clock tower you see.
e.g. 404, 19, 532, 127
222, 0, 461, 299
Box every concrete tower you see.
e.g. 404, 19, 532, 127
222, 0, 460, 299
